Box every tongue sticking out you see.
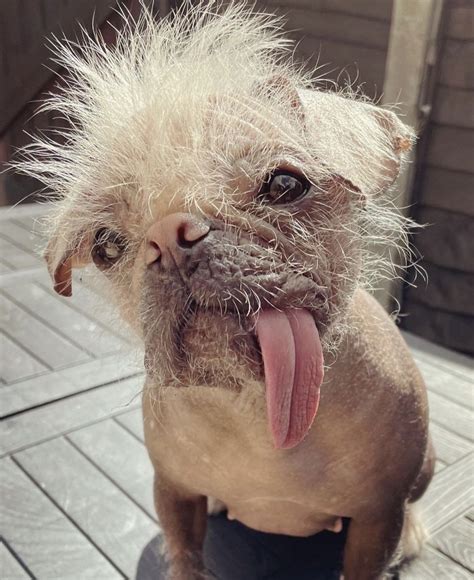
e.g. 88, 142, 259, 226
255, 309, 324, 449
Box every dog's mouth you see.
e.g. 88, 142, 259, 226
177, 300, 324, 450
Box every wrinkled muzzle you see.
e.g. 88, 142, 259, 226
141, 212, 327, 448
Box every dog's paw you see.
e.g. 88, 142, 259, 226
400, 503, 427, 561
207, 496, 226, 515
389, 503, 427, 575
167, 550, 210, 580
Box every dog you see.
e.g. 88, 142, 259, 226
17, 3, 435, 578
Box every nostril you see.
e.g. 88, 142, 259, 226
146, 240, 161, 265
150, 241, 160, 254
177, 222, 210, 249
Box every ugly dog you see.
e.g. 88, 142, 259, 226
18, 4, 434, 579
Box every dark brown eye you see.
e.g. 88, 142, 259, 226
92, 228, 127, 268
258, 170, 311, 205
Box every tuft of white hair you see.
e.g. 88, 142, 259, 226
14, 0, 420, 306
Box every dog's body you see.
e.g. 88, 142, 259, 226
17, 3, 434, 578
144, 288, 433, 579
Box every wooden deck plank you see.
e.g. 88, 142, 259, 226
403, 545, 472, 579
0, 331, 48, 383
435, 459, 447, 473
68, 419, 156, 519
418, 452, 474, 535
0, 542, 32, 579
0, 236, 42, 270
0, 293, 90, 371
404, 331, 474, 382
69, 281, 134, 343
13, 215, 47, 236
115, 408, 145, 441
416, 357, 473, 408
0, 353, 142, 418
10, 267, 133, 343
0, 376, 142, 456
0, 267, 45, 286
0, 258, 13, 273
428, 391, 473, 442
1, 220, 44, 255
0, 457, 122, 580
430, 423, 473, 465
15, 437, 159, 578
0, 204, 50, 222
2, 281, 126, 357
429, 517, 474, 572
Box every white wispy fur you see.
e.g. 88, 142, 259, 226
14, 0, 418, 322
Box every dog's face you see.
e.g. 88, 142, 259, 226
19, 4, 413, 445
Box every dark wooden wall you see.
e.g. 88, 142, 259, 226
0, 0, 118, 135
260, 0, 393, 98
402, 0, 474, 355
0, 0, 120, 205
0, 0, 158, 206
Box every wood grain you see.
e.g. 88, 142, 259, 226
439, 40, 474, 90
402, 302, 474, 356
0, 542, 32, 579
430, 423, 472, 466
0, 376, 142, 456
15, 437, 159, 578
0, 331, 47, 383
426, 126, 474, 174
418, 453, 474, 535
0, 353, 141, 418
69, 419, 156, 519
415, 356, 473, 408
115, 408, 145, 441
428, 391, 473, 441
403, 545, 472, 579
0, 457, 122, 579
420, 168, 474, 218
429, 517, 474, 572
0, 292, 90, 371
0, 236, 41, 270
2, 281, 126, 356
413, 206, 474, 273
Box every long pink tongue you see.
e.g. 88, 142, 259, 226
255, 309, 324, 449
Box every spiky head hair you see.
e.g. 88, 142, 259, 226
15, 1, 415, 342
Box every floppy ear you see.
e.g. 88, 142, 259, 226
44, 229, 92, 297
297, 88, 415, 197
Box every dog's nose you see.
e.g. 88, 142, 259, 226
145, 212, 210, 268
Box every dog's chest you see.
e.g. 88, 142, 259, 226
144, 387, 344, 536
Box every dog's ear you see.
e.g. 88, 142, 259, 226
297, 88, 415, 198
260, 75, 304, 118
44, 227, 92, 297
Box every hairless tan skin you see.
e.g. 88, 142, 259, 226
142, 268, 434, 580
21, 5, 435, 579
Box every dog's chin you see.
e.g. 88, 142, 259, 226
144, 299, 332, 390
178, 307, 262, 388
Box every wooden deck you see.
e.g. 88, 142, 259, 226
1, 204, 473, 579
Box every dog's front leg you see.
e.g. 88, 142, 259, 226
342, 505, 404, 580
153, 474, 208, 580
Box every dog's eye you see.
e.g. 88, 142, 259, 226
258, 170, 311, 205
92, 228, 127, 268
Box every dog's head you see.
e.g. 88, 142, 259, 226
18, 3, 414, 447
